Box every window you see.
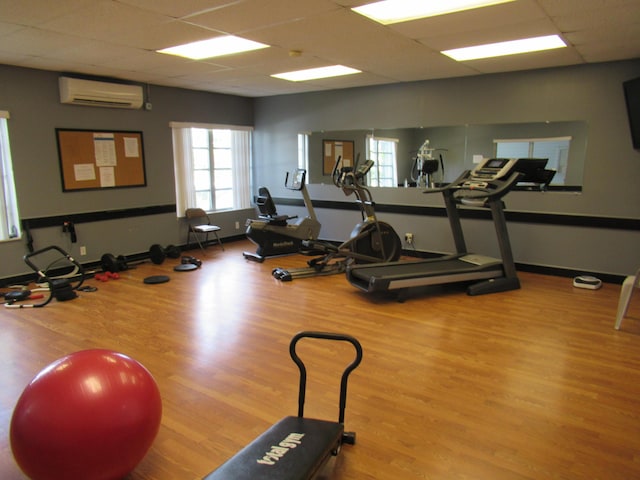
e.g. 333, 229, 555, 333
494, 136, 571, 184
171, 122, 252, 215
366, 135, 398, 187
0, 111, 20, 241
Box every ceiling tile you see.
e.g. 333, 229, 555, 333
38, 0, 173, 42
0, 27, 82, 56
0, 0, 96, 26
184, 0, 341, 34
117, 0, 241, 19
536, 0, 638, 16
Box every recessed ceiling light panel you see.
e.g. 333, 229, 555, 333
157, 36, 269, 60
271, 65, 362, 82
441, 34, 567, 61
352, 0, 516, 25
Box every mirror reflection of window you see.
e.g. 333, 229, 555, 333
298, 133, 309, 174
494, 136, 571, 184
366, 135, 398, 187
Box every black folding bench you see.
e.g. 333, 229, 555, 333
203, 331, 363, 480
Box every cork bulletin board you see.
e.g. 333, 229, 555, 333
56, 128, 146, 191
323, 139, 355, 175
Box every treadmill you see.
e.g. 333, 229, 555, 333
346, 157, 554, 298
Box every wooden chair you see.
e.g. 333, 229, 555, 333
615, 267, 640, 329
185, 208, 224, 252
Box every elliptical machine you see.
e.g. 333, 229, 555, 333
272, 156, 402, 281
243, 169, 321, 262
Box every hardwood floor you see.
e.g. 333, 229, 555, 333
1, 240, 639, 479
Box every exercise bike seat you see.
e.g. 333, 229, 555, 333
257, 213, 291, 226
203, 415, 346, 480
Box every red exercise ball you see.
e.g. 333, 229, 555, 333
10, 349, 162, 480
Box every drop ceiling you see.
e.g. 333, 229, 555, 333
0, 0, 638, 97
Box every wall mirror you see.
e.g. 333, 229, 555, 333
304, 121, 587, 190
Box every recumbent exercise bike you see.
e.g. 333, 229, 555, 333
243, 169, 321, 262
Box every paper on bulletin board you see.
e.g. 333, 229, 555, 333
324, 142, 332, 157
124, 137, 139, 157
334, 142, 343, 161
73, 163, 96, 181
99, 166, 116, 187
94, 133, 117, 166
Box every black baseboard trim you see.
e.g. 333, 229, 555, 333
273, 197, 640, 231
515, 263, 624, 284
21, 204, 177, 230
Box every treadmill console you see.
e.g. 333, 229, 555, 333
470, 158, 518, 180
462, 158, 517, 189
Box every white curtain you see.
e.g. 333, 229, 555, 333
0, 111, 20, 240
171, 126, 194, 217
231, 130, 251, 210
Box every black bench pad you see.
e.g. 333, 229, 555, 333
203, 416, 343, 480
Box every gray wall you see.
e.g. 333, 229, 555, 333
0, 65, 254, 281
2, 60, 639, 282
253, 60, 640, 276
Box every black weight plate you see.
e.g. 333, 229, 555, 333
143, 275, 170, 284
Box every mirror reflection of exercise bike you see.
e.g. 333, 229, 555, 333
272, 156, 402, 281
243, 169, 322, 262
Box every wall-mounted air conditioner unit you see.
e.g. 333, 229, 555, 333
59, 77, 144, 109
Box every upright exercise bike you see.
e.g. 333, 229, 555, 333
243, 169, 321, 262
272, 156, 402, 281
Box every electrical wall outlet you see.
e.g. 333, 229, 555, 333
80, 246, 87, 256
235, 221, 240, 229
405, 233, 414, 244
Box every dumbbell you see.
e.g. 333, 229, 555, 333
101, 253, 130, 273
94, 271, 120, 282
149, 244, 181, 265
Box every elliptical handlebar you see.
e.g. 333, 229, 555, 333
331, 154, 378, 218
332, 154, 374, 189
331, 155, 347, 188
